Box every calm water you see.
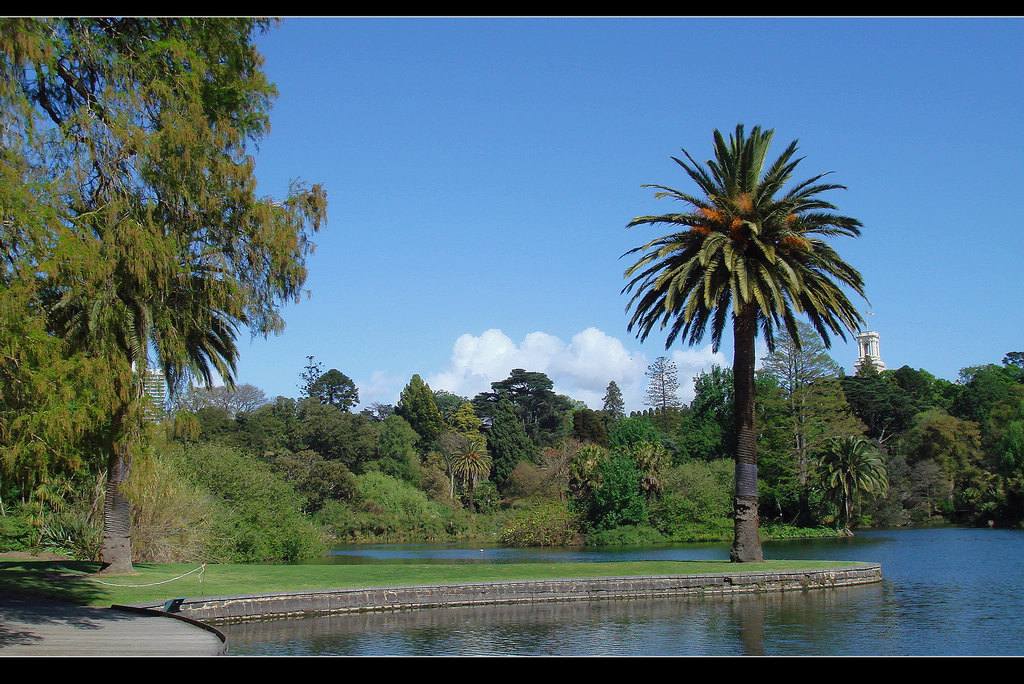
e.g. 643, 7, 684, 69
220, 528, 1024, 656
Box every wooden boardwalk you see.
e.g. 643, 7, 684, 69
0, 593, 226, 657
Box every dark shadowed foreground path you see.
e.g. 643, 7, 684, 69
0, 593, 226, 657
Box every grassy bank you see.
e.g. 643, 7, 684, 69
0, 557, 871, 608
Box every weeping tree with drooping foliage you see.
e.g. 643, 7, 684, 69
622, 124, 867, 561
0, 18, 326, 573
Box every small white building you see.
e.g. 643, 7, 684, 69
142, 369, 167, 422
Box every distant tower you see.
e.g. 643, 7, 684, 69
854, 330, 886, 373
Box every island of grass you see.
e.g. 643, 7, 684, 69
1, 557, 881, 623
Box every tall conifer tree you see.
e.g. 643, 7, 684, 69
603, 381, 626, 420
488, 394, 535, 489
395, 375, 445, 447
644, 357, 682, 412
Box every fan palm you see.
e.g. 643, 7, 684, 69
622, 124, 867, 561
817, 435, 888, 531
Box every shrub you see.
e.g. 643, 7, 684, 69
504, 461, 550, 500
608, 416, 661, 450
125, 450, 213, 563
761, 524, 846, 540
313, 472, 461, 543
172, 441, 327, 562
0, 512, 36, 553
499, 501, 584, 547
588, 454, 648, 531
356, 471, 433, 518
39, 516, 102, 560
586, 524, 666, 546
650, 459, 733, 541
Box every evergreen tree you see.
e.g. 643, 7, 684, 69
299, 356, 325, 397
1003, 352, 1024, 371
395, 375, 445, 447
432, 389, 469, 425
679, 366, 735, 461
856, 355, 880, 377
903, 409, 985, 517
373, 415, 422, 485
450, 402, 487, 449
308, 369, 359, 410
644, 357, 682, 412
572, 408, 609, 446
589, 454, 649, 530
841, 374, 918, 443
602, 381, 626, 420
472, 369, 573, 447
488, 394, 536, 489
759, 321, 865, 520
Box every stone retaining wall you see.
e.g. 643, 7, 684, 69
134, 564, 882, 624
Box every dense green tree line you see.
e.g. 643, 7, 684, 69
4, 47, 1022, 570
6, 318, 1024, 561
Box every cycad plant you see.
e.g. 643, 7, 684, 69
623, 124, 867, 561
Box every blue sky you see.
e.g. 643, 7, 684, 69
228, 17, 1024, 414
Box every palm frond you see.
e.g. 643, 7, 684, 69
622, 124, 867, 355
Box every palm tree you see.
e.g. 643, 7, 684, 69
817, 435, 888, 531
626, 440, 669, 500
450, 438, 492, 512
49, 251, 243, 574
622, 124, 867, 561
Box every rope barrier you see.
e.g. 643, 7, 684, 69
61, 563, 206, 588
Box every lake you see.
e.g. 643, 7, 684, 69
218, 527, 1024, 656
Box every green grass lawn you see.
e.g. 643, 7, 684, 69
0, 558, 871, 607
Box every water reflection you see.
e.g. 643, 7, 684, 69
222, 528, 1024, 656
224, 584, 897, 656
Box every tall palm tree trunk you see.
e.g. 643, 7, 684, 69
99, 402, 134, 574
731, 304, 763, 562
100, 449, 133, 574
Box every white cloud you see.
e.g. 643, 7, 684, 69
670, 346, 730, 405
429, 328, 647, 408
358, 328, 730, 416
426, 327, 727, 413
356, 370, 406, 408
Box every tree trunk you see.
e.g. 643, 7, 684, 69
731, 304, 764, 562
99, 403, 134, 574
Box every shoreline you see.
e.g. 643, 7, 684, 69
125, 563, 883, 625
